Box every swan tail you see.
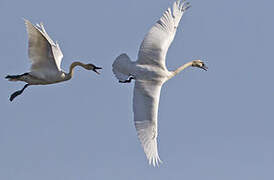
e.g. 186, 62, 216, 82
112, 53, 134, 81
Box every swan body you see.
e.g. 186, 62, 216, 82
6, 19, 101, 101
112, 0, 207, 166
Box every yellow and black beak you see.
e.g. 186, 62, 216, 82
200, 64, 208, 71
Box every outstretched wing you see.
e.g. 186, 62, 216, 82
24, 19, 63, 72
137, 0, 190, 68
133, 80, 163, 166
36, 22, 63, 70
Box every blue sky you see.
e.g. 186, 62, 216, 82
0, 0, 273, 179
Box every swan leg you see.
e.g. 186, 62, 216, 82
119, 76, 135, 83
9, 84, 29, 102
5, 73, 29, 81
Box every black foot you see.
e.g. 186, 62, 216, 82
119, 76, 135, 83
9, 84, 29, 102
5, 73, 29, 80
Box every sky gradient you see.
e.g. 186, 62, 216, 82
0, 0, 273, 179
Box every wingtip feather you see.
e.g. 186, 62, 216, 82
148, 154, 162, 167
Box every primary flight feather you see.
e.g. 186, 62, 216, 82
112, 0, 207, 166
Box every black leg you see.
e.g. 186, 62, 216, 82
119, 76, 134, 83
5, 73, 29, 80
9, 84, 29, 102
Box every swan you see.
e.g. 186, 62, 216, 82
112, 0, 207, 166
6, 19, 101, 101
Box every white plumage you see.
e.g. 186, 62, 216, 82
113, 53, 134, 81
112, 0, 207, 166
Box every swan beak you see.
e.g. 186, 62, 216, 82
201, 65, 208, 71
93, 66, 102, 74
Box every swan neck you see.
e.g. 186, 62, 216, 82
67, 61, 86, 79
172, 61, 193, 77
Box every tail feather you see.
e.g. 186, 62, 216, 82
112, 53, 134, 81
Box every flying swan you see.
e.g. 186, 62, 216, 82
112, 0, 207, 166
6, 19, 101, 101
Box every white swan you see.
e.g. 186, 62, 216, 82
6, 19, 101, 101
112, 0, 207, 166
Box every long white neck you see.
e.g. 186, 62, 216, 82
64, 61, 87, 80
170, 61, 193, 79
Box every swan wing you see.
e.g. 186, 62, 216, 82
133, 80, 163, 166
24, 19, 63, 73
137, 0, 189, 68
37, 22, 63, 70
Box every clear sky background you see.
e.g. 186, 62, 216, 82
0, 0, 273, 179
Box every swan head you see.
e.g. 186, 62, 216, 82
192, 60, 208, 71
85, 64, 102, 74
